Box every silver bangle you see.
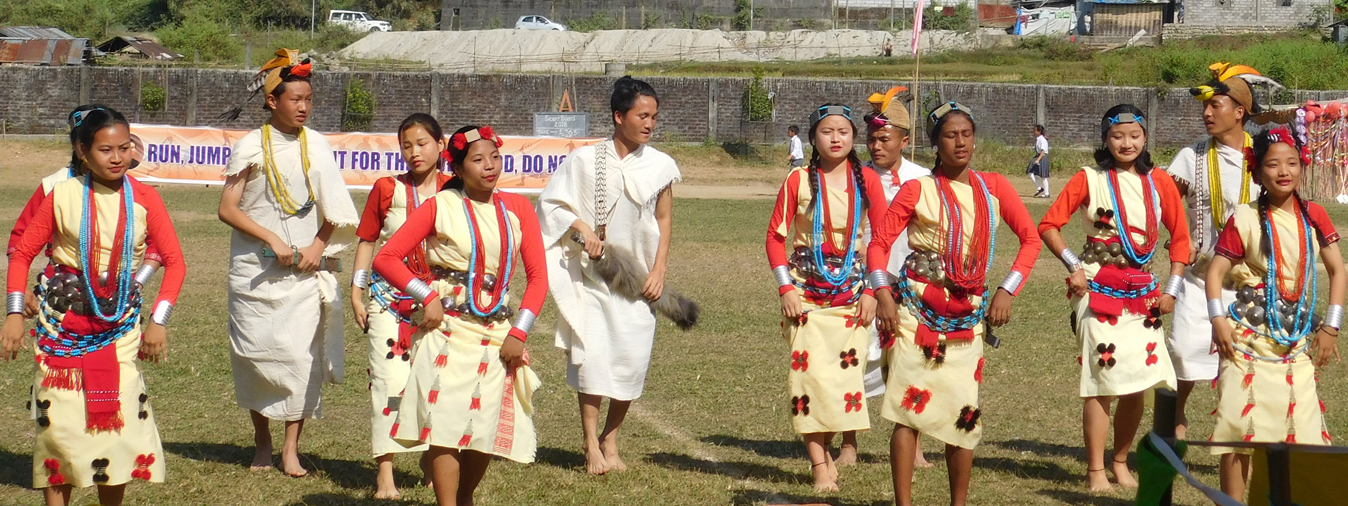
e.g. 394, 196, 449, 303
133, 264, 158, 286
1164, 275, 1183, 298
1208, 298, 1227, 321
6, 291, 24, 314
867, 270, 892, 291
999, 271, 1024, 295
150, 301, 173, 326
1325, 304, 1344, 330
1059, 248, 1083, 273
513, 309, 537, 334
772, 265, 793, 288
352, 269, 370, 290
404, 279, 433, 303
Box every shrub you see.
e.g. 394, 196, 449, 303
567, 11, 618, 32
744, 68, 773, 121
156, 15, 241, 62
342, 79, 376, 133
732, 0, 763, 31
140, 82, 166, 112
922, 3, 974, 31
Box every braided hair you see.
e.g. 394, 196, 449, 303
1252, 129, 1320, 255
805, 103, 869, 212
928, 109, 976, 174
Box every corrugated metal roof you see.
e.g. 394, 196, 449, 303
96, 36, 182, 60
0, 38, 87, 65
0, 26, 76, 39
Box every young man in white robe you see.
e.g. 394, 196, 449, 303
217, 49, 359, 477
538, 76, 682, 475
1164, 63, 1282, 439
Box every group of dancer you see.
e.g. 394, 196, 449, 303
0, 50, 1341, 506
767, 61, 1340, 505
1, 49, 681, 506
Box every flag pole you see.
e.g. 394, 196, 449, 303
909, 0, 925, 161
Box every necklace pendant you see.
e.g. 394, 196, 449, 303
596, 225, 606, 241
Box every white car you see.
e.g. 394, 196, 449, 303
328, 10, 392, 32
515, 15, 567, 31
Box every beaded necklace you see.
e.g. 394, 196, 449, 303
1261, 201, 1316, 346
935, 171, 995, 291
810, 166, 862, 288
461, 193, 515, 317
401, 175, 434, 282
78, 173, 136, 322
260, 124, 316, 216
1105, 169, 1160, 265
1205, 134, 1252, 227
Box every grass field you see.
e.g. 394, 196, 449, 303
1, 138, 1346, 506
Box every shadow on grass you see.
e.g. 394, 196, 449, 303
0, 446, 29, 488
701, 435, 804, 459
731, 489, 890, 506
1037, 488, 1134, 506
536, 446, 585, 470
163, 442, 419, 492
974, 456, 1076, 484
284, 493, 394, 506
991, 438, 1218, 474
646, 452, 809, 484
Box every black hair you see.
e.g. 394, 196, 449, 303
443, 125, 501, 191
788, 125, 799, 134
1093, 104, 1154, 173
1252, 128, 1319, 254
264, 73, 312, 111
398, 113, 447, 174
1034, 124, 1046, 137
69, 106, 129, 174
928, 109, 976, 172
805, 103, 869, 212
610, 76, 659, 119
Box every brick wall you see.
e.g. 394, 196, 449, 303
1176, 0, 1327, 28
2, 66, 1342, 151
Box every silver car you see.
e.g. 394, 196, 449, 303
515, 15, 567, 31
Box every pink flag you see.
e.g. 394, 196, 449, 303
911, 0, 926, 56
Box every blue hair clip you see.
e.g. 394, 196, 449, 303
1107, 113, 1145, 127
809, 104, 852, 126
71, 107, 106, 128
929, 101, 972, 121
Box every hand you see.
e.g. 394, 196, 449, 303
1313, 327, 1341, 367
267, 236, 294, 267
876, 289, 901, 334
22, 288, 39, 319
1156, 294, 1176, 316
643, 267, 666, 300
1211, 317, 1237, 362
139, 323, 167, 363
296, 242, 323, 273
986, 288, 1014, 327
1067, 269, 1088, 298
780, 290, 802, 320
351, 288, 369, 332
1, 314, 27, 361
573, 221, 604, 259
858, 293, 876, 328
499, 335, 526, 370
419, 296, 445, 332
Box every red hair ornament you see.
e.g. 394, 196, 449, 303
1260, 127, 1312, 176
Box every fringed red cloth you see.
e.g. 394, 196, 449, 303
1088, 265, 1159, 320
913, 280, 978, 348
391, 298, 417, 357
40, 309, 123, 433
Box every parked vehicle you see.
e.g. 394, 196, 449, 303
329, 10, 393, 32
515, 15, 567, 31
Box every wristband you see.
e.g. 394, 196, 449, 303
1208, 298, 1227, 321
1163, 275, 1183, 298
133, 264, 158, 286
1059, 248, 1083, 273
772, 266, 793, 289
1326, 304, 1344, 330
867, 270, 892, 292
513, 309, 537, 334
150, 301, 173, 326
404, 279, 434, 304
352, 269, 370, 290
6, 292, 24, 315
999, 271, 1024, 295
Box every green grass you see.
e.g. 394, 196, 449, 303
1, 171, 1346, 505
633, 32, 1348, 90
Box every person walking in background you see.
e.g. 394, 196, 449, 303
788, 125, 805, 169
1029, 124, 1052, 198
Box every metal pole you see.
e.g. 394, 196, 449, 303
311, 0, 316, 38
750, 0, 754, 31
891, 0, 895, 31
1267, 444, 1293, 506
1153, 388, 1178, 506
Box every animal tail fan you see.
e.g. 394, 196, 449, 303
594, 246, 701, 330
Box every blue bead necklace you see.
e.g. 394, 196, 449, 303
77, 173, 136, 323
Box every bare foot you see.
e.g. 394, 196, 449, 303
1112, 459, 1138, 488
600, 435, 628, 472
280, 450, 309, 478
251, 444, 273, 472
375, 462, 400, 500
1086, 468, 1114, 493
914, 450, 933, 468
584, 442, 609, 475
811, 463, 839, 492
824, 450, 838, 483
1175, 413, 1189, 440
835, 443, 858, 467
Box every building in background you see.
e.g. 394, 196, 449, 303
0, 26, 90, 66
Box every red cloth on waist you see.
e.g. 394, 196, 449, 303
40, 301, 123, 433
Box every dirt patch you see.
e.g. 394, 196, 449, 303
0, 139, 70, 189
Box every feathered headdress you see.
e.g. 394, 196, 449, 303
1189, 62, 1285, 115
219, 48, 314, 122
865, 86, 913, 131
